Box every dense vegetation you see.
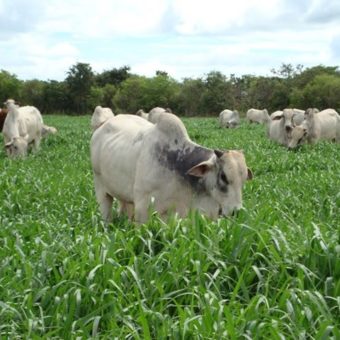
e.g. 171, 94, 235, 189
0, 116, 339, 338
1, 63, 340, 115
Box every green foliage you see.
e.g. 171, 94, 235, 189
1, 63, 340, 114
113, 74, 180, 113
20, 79, 46, 109
0, 70, 21, 103
301, 74, 340, 109
95, 66, 131, 87
0, 116, 339, 338
66, 62, 95, 114
201, 71, 235, 115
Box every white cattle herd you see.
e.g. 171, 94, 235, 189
1, 99, 339, 224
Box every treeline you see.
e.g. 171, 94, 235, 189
1, 63, 340, 116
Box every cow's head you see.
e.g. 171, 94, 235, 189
5, 136, 28, 158
287, 125, 308, 149
186, 149, 252, 218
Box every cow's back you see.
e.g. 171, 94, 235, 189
19, 106, 43, 141
91, 114, 153, 202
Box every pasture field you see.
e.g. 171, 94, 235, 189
0, 115, 339, 339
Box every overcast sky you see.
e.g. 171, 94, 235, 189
0, 0, 339, 81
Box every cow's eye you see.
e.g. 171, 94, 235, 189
220, 172, 228, 184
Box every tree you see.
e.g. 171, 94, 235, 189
20, 79, 46, 109
66, 62, 94, 114
177, 78, 205, 116
95, 66, 131, 87
42, 81, 70, 113
0, 70, 21, 104
300, 74, 340, 109
200, 71, 235, 115
113, 76, 147, 113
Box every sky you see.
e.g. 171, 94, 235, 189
0, 0, 340, 81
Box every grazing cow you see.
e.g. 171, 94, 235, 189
268, 108, 306, 146
286, 123, 308, 149
288, 108, 340, 148
0, 108, 9, 132
219, 109, 240, 128
91, 106, 114, 131
246, 108, 270, 124
91, 113, 252, 224
2, 99, 43, 157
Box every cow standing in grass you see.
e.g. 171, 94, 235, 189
91, 113, 252, 224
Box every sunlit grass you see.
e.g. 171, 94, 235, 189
0, 115, 339, 338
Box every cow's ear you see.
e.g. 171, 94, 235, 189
5, 141, 12, 149
272, 114, 283, 120
214, 149, 224, 158
187, 160, 214, 177
247, 168, 253, 180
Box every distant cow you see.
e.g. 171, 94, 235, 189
219, 109, 240, 128
246, 108, 270, 124
268, 108, 306, 146
0, 108, 8, 132
90, 113, 252, 224
288, 108, 340, 148
91, 106, 114, 131
3, 99, 43, 157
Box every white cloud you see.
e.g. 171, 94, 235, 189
0, 0, 339, 80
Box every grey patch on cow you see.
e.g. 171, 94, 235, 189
154, 142, 214, 193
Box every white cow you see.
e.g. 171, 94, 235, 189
246, 108, 270, 124
3, 99, 43, 157
268, 108, 306, 146
91, 106, 114, 131
288, 108, 340, 148
219, 109, 240, 128
91, 113, 252, 224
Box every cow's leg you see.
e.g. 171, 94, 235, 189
32, 138, 41, 152
119, 201, 134, 220
94, 176, 113, 223
134, 197, 150, 224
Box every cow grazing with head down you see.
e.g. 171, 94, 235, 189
91, 113, 252, 224
219, 109, 240, 128
268, 108, 306, 146
287, 108, 340, 149
3, 99, 43, 157
246, 108, 270, 124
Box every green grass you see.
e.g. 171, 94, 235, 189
0, 115, 339, 338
